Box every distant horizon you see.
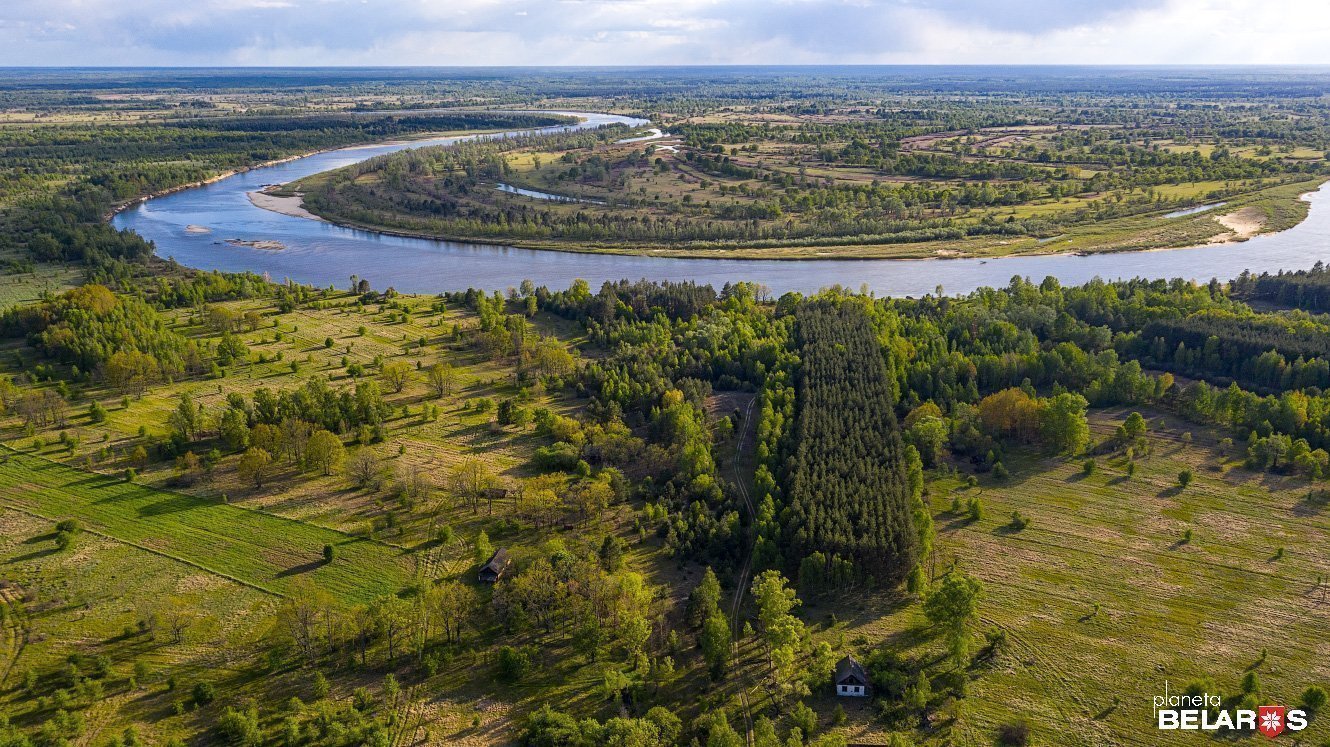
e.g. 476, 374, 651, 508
7, 63, 1330, 70
4, 0, 1330, 67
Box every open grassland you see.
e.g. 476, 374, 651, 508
0, 509, 281, 746
0, 450, 412, 602
808, 408, 1330, 746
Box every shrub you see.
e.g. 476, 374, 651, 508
1178, 469, 1193, 489
1302, 685, 1328, 712
996, 720, 1031, 746
1082, 459, 1096, 476
496, 646, 532, 682
532, 442, 581, 471
790, 701, 817, 737
191, 681, 216, 706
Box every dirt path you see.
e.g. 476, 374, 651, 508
0, 587, 27, 690
726, 395, 759, 743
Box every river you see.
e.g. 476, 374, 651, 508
112, 112, 1330, 296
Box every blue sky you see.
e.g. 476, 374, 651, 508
1, 0, 1326, 66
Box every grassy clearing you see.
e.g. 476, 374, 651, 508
0, 509, 281, 746
0, 450, 412, 602
806, 408, 1330, 745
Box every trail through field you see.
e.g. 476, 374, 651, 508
0, 587, 27, 691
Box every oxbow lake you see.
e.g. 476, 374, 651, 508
113, 113, 1330, 297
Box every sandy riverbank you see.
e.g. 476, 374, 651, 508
1215, 206, 1268, 239
247, 190, 325, 222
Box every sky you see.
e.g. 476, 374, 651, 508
2, 0, 1329, 67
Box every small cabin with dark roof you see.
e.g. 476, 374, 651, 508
478, 548, 510, 584
834, 655, 869, 697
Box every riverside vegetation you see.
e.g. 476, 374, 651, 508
3, 68, 1330, 747
291, 79, 1330, 258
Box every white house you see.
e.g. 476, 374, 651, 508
834, 655, 869, 697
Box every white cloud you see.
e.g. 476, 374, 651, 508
0, 0, 1326, 65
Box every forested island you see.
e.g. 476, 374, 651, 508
1, 68, 1330, 747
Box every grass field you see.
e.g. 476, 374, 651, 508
806, 408, 1330, 745
0, 450, 414, 602
0, 508, 283, 746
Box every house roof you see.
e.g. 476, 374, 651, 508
835, 655, 868, 685
481, 548, 510, 575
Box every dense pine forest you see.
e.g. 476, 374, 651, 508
784, 302, 919, 584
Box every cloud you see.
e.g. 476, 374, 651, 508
0, 0, 1327, 66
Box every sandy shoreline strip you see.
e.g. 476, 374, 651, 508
1215, 206, 1267, 239
247, 190, 325, 222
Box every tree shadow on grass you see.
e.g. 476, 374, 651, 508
938, 514, 976, 534
275, 559, 327, 579
62, 472, 121, 489
6, 546, 60, 564
1157, 485, 1184, 499
1293, 493, 1328, 517
136, 493, 210, 517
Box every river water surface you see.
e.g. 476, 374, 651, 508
112, 112, 1330, 296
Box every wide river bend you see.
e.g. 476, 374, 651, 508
113, 112, 1330, 296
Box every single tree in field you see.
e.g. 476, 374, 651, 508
237, 447, 273, 488
924, 569, 983, 668
425, 362, 456, 398
158, 597, 199, 644
167, 392, 200, 442
305, 430, 346, 476
1178, 469, 1193, 489
280, 582, 333, 663
380, 360, 412, 393
347, 449, 382, 490
370, 595, 413, 666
